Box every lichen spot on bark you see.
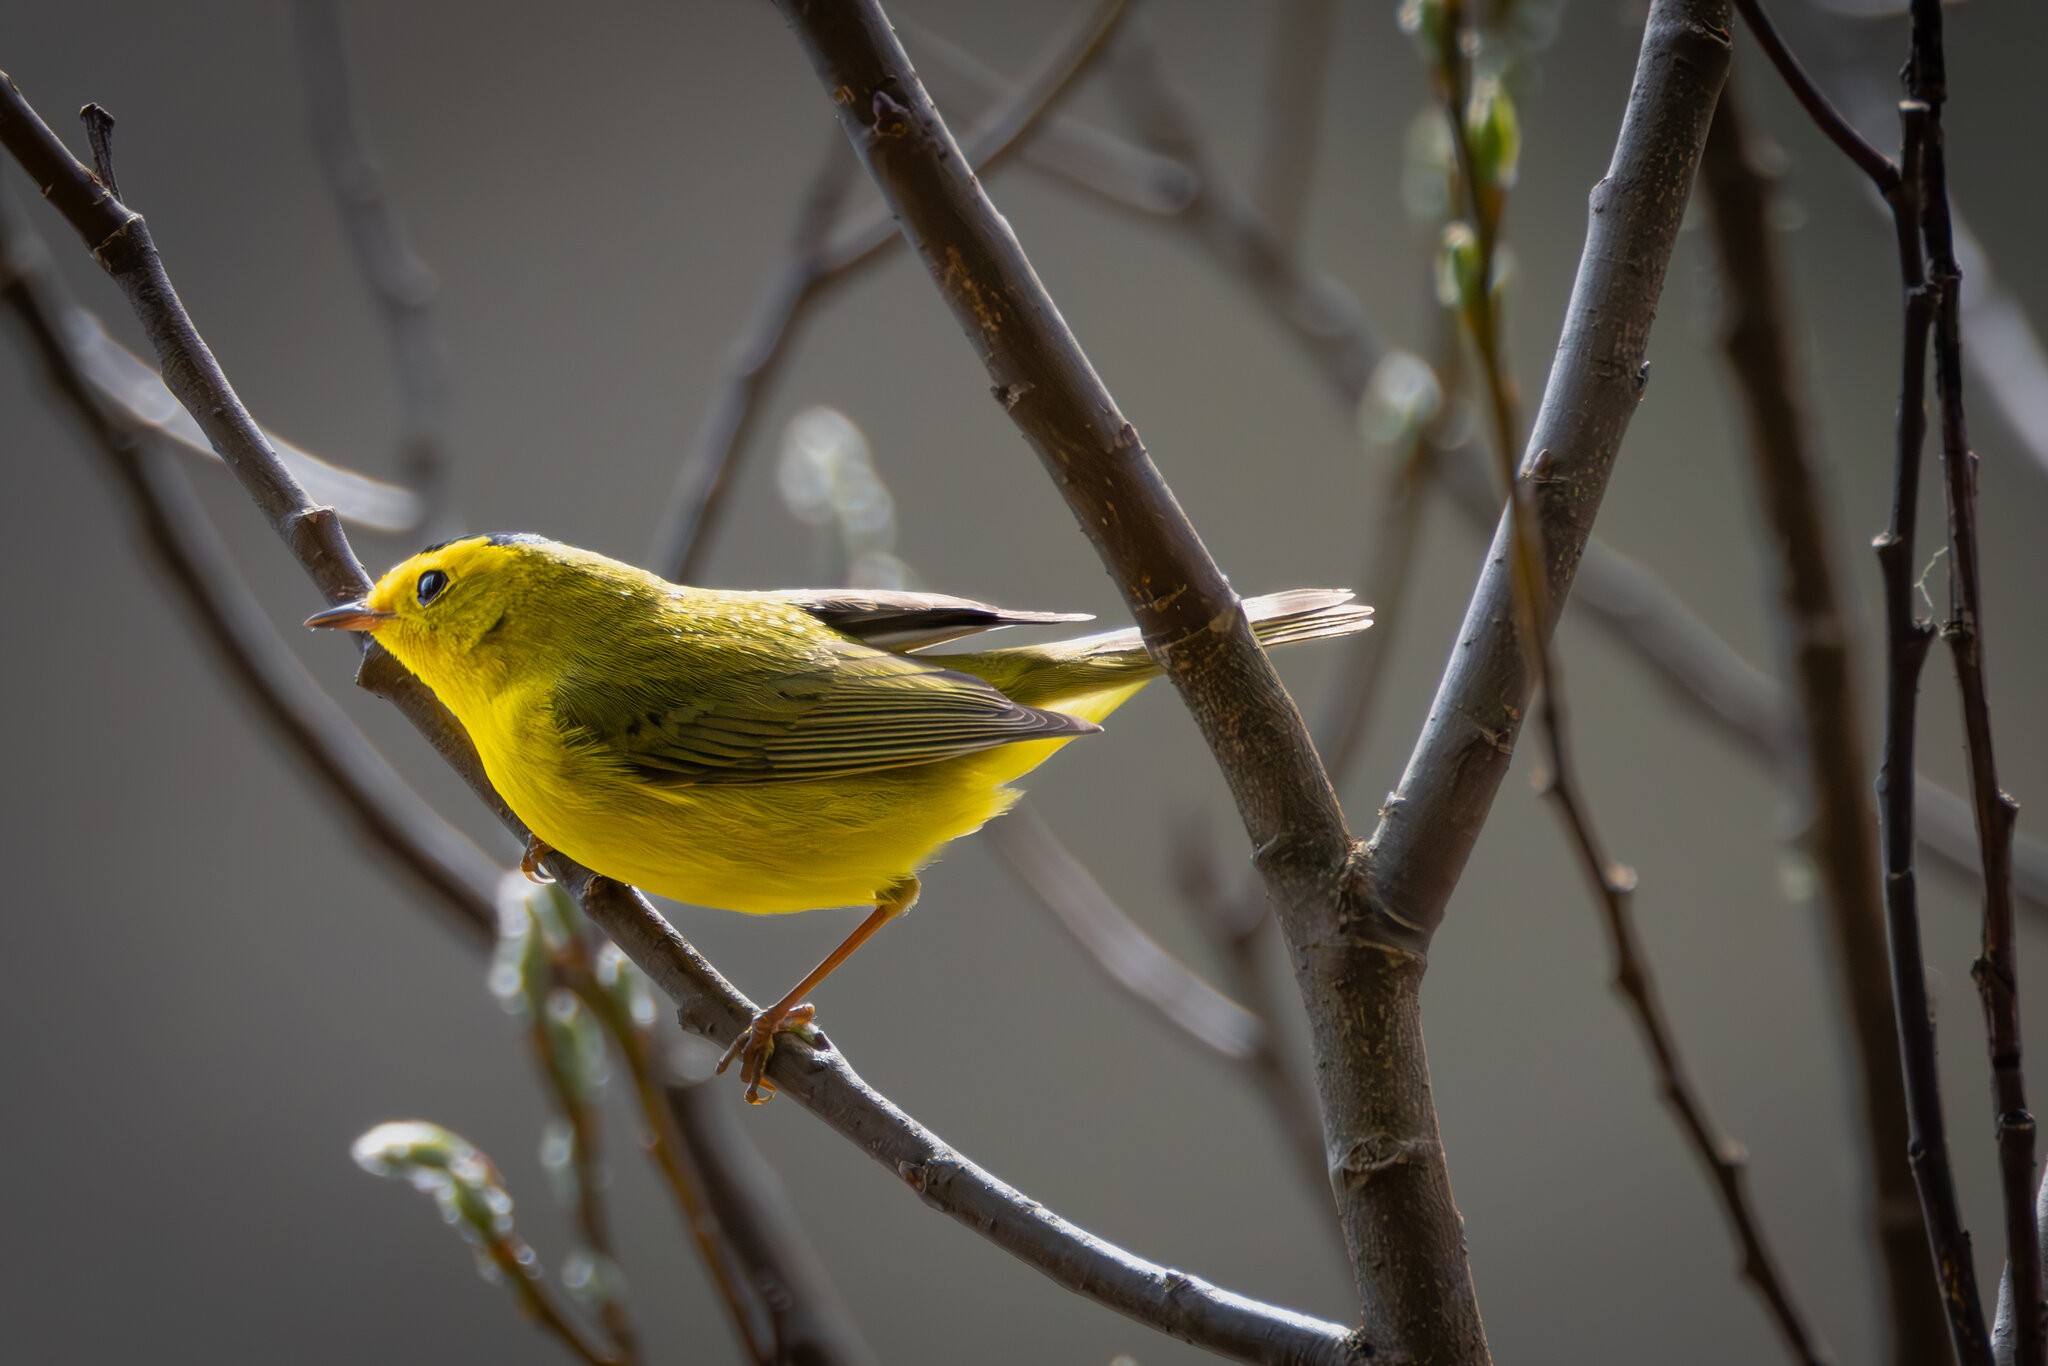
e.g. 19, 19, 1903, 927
943, 245, 1003, 335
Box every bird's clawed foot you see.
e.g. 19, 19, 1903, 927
716, 1003, 819, 1104
520, 835, 555, 884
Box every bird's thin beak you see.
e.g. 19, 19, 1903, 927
304, 600, 394, 631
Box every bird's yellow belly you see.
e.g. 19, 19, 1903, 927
472, 687, 1084, 914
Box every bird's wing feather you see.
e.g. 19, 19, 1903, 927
552, 640, 1097, 786
774, 588, 1091, 651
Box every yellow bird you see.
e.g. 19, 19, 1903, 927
308, 534, 1371, 1100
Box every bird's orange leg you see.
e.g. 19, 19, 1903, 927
520, 834, 555, 884
718, 876, 920, 1104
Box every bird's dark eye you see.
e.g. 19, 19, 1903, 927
416, 569, 450, 606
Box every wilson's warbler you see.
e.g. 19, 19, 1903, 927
307, 533, 1371, 1100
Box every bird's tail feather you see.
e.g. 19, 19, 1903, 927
959, 590, 1373, 716
1052, 588, 1374, 662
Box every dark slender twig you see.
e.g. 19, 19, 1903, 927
1871, 96, 1993, 1366
1908, 2, 2042, 1356
1728, 0, 1898, 194
1699, 83, 1947, 1366
1250, 0, 1337, 245
647, 0, 1136, 581
663, 1079, 881, 1366
0, 71, 1362, 1365
292, 0, 453, 522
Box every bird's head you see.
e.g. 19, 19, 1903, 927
305, 532, 606, 702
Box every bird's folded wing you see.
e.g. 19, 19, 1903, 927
773, 588, 1091, 651
552, 644, 1098, 785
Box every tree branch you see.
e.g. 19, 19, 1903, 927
0, 67, 1359, 1365
1699, 81, 1947, 1366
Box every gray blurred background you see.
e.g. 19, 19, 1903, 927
4, 1, 2046, 1362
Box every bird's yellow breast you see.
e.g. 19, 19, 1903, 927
465, 680, 1097, 914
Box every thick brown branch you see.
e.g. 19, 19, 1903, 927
1699, 84, 1947, 1366
0, 68, 1358, 1365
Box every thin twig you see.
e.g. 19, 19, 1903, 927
1909, 2, 2042, 1357
1699, 82, 1947, 1366
485, 1229, 622, 1366
1429, 7, 1825, 1354
292, 0, 453, 522
0, 71, 1364, 1365
1728, 0, 1898, 194
647, 0, 1137, 581
1870, 95, 1993, 1366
